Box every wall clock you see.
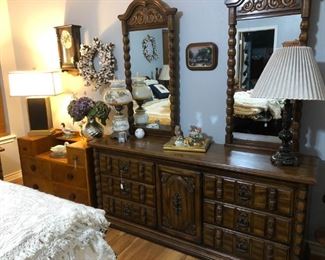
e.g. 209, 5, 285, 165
55, 24, 81, 72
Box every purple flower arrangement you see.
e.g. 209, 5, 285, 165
68, 97, 110, 125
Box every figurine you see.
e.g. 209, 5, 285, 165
50, 141, 69, 157
61, 123, 74, 138
174, 125, 184, 146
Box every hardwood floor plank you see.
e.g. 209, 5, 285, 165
106, 228, 198, 260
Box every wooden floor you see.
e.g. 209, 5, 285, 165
106, 228, 198, 260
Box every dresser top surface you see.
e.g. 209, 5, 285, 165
90, 136, 318, 184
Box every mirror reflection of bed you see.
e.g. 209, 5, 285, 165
233, 14, 301, 142
129, 28, 171, 128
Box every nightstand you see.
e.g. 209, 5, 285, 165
17, 132, 96, 206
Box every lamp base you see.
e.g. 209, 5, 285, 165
271, 151, 299, 166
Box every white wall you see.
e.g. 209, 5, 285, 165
2, 0, 325, 240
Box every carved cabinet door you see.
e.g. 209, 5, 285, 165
157, 165, 201, 243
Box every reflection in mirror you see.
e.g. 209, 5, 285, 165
129, 28, 171, 129
233, 14, 301, 142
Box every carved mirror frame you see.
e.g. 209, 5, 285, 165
118, 0, 179, 137
224, 0, 311, 151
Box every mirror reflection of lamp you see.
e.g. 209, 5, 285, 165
159, 64, 170, 89
251, 46, 325, 166
132, 77, 152, 125
8, 71, 63, 135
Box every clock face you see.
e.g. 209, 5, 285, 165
60, 30, 72, 49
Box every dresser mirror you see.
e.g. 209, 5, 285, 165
119, 0, 178, 136
225, 0, 311, 151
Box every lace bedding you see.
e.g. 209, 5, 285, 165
0, 180, 116, 260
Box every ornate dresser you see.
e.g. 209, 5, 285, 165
91, 136, 318, 259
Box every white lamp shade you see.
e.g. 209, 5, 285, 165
159, 65, 170, 81
8, 71, 63, 97
251, 46, 325, 100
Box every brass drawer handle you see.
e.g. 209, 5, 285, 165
67, 172, 74, 180
30, 164, 37, 172
69, 193, 76, 201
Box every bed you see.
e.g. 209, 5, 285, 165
0, 180, 116, 260
233, 90, 284, 135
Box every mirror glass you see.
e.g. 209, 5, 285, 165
129, 28, 171, 129
233, 14, 301, 142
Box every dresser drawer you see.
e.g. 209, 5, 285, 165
23, 176, 53, 194
99, 154, 155, 184
53, 183, 90, 205
101, 175, 156, 207
21, 156, 51, 180
51, 163, 87, 189
66, 147, 86, 168
203, 224, 289, 260
103, 195, 156, 228
18, 136, 56, 156
204, 200, 291, 244
204, 174, 294, 217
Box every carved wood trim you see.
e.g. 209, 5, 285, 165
291, 186, 308, 258
93, 149, 102, 209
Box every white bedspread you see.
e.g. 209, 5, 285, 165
0, 180, 116, 260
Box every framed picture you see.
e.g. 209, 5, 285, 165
186, 42, 218, 71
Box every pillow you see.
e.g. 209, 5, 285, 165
148, 84, 169, 99
144, 79, 159, 85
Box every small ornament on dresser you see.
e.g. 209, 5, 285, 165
135, 128, 145, 139
67, 96, 110, 139
163, 125, 211, 152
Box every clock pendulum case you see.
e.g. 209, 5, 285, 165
55, 24, 81, 72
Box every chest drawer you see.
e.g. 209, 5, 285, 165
99, 154, 155, 184
53, 183, 90, 205
204, 174, 294, 217
101, 175, 156, 207
51, 163, 87, 189
103, 195, 156, 228
66, 147, 87, 168
204, 200, 291, 244
23, 176, 53, 194
21, 156, 51, 180
203, 223, 289, 260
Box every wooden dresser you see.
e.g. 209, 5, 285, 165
18, 133, 95, 206
91, 136, 318, 260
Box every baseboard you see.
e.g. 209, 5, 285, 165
308, 240, 325, 257
4, 170, 22, 183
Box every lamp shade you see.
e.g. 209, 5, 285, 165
251, 46, 325, 100
159, 65, 170, 81
8, 71, 63, 97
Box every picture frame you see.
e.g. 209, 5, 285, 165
186, 42, 218, 71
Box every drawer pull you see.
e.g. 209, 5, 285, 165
123, 205, 131, 217
67, 172, 74, 180
69, 193, 76, 201
237, 183, 251, 204
30, 164, 37, 172
23, 147, 27, 151
235, 238, 249, 253
236, 211, 249, 230
32, 184, 39, 190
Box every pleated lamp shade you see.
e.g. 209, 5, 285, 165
251, 46, 325, 100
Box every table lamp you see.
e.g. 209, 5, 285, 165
159, 64, 170, 88
8, 71, 63, 135
251, 46, 325, 166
